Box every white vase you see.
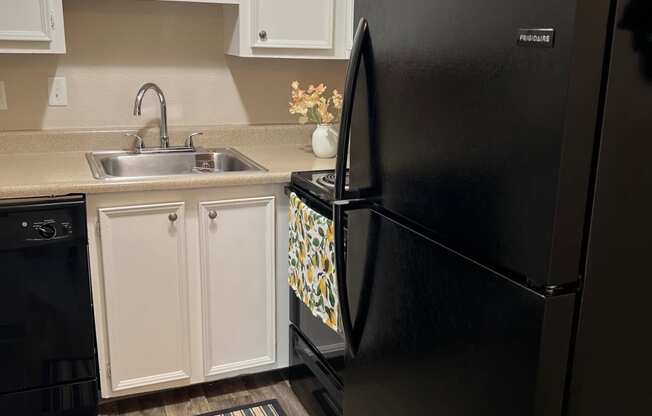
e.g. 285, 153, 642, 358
311, 124, 338, 158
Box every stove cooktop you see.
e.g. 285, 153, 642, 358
316, 172, 337, 189
290, 170, 349, 204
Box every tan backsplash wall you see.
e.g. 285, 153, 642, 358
0, 0, 347, 132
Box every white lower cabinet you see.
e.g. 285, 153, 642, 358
199, 197, 276, 378
88, 187, 286, 398
97, 202, 191, 394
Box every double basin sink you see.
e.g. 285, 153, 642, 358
87, 148, 266, 179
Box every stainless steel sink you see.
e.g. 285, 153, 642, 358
86, 148, 266, 179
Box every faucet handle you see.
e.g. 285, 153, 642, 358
125, 133, 144, 151
185, 132, 203, 149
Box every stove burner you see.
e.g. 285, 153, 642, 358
317, 173, 337, 188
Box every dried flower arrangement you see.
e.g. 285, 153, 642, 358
289, 81, 343, 124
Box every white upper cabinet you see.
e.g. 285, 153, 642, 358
225, 0, 353, 59
251, 0, 334, 50
1, 0, 351, 57
0, 0, 66, 53
346, 0, 354, 54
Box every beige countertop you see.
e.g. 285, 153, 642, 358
0, 144, 335, 199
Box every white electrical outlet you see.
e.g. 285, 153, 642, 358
48, 77, 68, 106
0, 81, 7, 110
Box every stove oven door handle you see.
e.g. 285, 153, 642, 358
335, 17, 368, 202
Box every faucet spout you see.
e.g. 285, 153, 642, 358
133, 83, 169, 148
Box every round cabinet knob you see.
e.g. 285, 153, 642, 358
38, 224, 57, 239
208, 210, 218, 220
259, 30, 267, 41
168, 213, 178, 222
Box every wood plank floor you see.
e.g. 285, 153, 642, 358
98, 372, 310, 416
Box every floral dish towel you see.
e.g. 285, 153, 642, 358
288, 192, 339, 332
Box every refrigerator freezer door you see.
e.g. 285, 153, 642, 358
350, 0, 611, 287
344, 209, 575, 415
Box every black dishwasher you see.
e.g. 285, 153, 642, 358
0, 195, 98, 415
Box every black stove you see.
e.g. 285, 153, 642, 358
287, 170, 347, 416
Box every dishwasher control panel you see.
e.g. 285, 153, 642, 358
20, 214, 75, 241
0, 196, 86, 250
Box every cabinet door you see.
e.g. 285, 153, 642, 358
345, 0, 354, 55
252, 0, 334, 49
199, 197, 276, 378
98, 202, 191, 394
0, 0, 65, 53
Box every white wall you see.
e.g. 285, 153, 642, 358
0, 0, 347, 131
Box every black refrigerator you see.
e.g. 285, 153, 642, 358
333, 0, 652, 415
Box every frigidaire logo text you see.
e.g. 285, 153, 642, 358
519, 34, 551, 43
517, 28, 555, 48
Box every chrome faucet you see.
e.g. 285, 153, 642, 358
133, 83, 169, 148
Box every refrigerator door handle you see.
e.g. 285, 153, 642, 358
335, 17, 369, 201
334, 17, 369, 358
333, 198, 372, 358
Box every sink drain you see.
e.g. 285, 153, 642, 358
193, 167, 220, 173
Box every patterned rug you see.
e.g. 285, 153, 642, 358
197, 399, 286, 416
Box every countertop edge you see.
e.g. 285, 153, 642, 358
0, 144, 334, 199
0, 172, 293, 199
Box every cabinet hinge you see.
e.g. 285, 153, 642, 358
49, 12, 56, 31
106, 363, 111, 379
96, 220, 101, 239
